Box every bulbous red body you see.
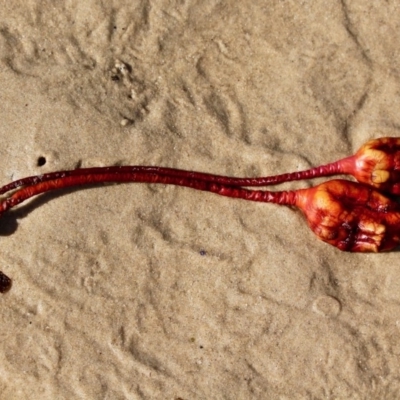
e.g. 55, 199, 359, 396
295, 179, 400, 252
345, 137, 400, 195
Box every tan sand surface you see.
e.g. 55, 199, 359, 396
1, 1, 400, 399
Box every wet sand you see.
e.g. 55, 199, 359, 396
1, 1, 400, 398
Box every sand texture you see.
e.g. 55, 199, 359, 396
1, 1, 400, 399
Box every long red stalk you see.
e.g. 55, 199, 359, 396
2, 137, 399, 197
0, 162, 345, 196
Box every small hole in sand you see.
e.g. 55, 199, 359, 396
37, 156, 46, 167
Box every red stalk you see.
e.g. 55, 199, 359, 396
0, 163, 344, 196
2, 137, 399, 197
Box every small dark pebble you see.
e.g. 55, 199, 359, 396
0, 271, 12, 293
199, 250, 206, 256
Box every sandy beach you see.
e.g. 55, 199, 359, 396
1, 1, 400, 398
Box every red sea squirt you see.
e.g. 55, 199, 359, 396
0, 173, 399, 253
